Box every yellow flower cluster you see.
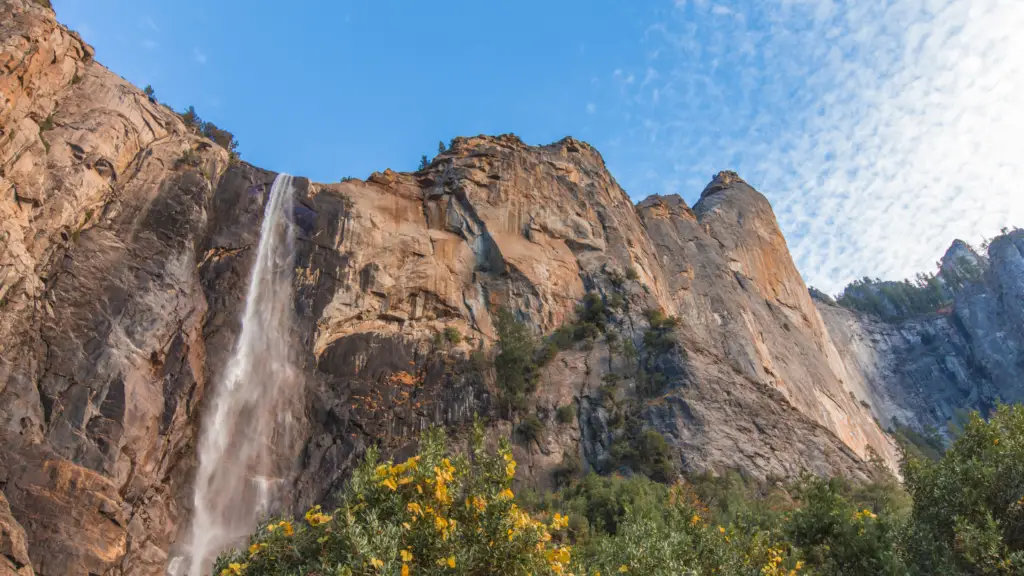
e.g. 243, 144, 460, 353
544, 545, 572, 574
852, 508, 878, 521
551, 513, 569, 531
219, 562, 247, 576
304, 504, 333, 526
265, 520, 293, 536
760, 547, 786, 576
247, 542, 267, 558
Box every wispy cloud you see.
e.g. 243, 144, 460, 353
193, 47, 207, 65
143, 16, 160, 33
606, 0, 1024, 293
586, 103, 597, 114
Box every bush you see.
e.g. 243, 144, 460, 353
786, 476, 906, 575
494, 308, 539, 414
556, 404, 576, 425
419, 155, 429, 170
215, 427, 573, 576
517, 414, 545, 445
642, 308, 679, 354
625, 267, 639, 281
143, 84, 156, 101
902, 404, 1024, 574
469, 349, 489, 372
177, 148, 201, 168
443, 327, 462, 345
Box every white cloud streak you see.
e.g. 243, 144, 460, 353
611, 0, 1024, 293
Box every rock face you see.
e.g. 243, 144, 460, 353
1, 2, 1018, 575
819, 230, 1024, 436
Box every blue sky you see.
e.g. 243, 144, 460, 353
52, 0, 1024, 293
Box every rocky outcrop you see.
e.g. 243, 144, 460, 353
818, 230, 1024, 437
1, 0, 229, 572
0, 492, 33, 575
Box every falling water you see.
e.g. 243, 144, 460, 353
179, 174, 303, 575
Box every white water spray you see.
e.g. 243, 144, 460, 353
181, 174, 303, 575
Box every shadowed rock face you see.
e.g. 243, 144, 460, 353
2, 2, 1019, 575
819, 230, 1024, 438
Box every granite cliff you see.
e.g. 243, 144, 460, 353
0, 2, 1021, 574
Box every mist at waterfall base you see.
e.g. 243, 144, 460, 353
171, 174, 304, 575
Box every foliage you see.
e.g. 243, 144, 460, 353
625, 266, 640, 281
180, 105, 241, 160
419, 155, 430, 170
902, 404, 1024, 574
438, 141, 446, 155
215, 426, 573, 576
202, 121, 240, 159
516, 414, 545, 445
177, 147, 202, 168
443, 327, 462, 345
808, 286, 837, 306
143, 84, 155, 100
220, 404, 1024, 576
891, 424, 945, 462
831, 268, 958, 319
642, 308, 679, 354
556, 404, 576, 425
38, 112, 55, 132
786, 476, 907, 575
493, 308, 540, 414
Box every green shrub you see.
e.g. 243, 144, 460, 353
625, 267, 640, 281
177, 148, 201, 168
642, 308, 679, 354
494, 308, 539, 414
419, 155, 429, 170
786, 476, 907, 575
469, 349, 489, 372
517, 414, 545, 445
556, 404, 576, 425
902, 404, 1024, 574
443, 327, 462, 344
38, 113, 55, 132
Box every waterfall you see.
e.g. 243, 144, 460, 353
179, 173, 303, 575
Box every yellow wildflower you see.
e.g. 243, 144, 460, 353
401, 549, 414, 562
219, 562, 247, 576
369, 557, 384, 569
551, 512, 569, 530
381, 477, 398, 491
691, 514, 701, 526
719, 526, 726, 533
402, 522, 411, 530
498, 488, 514, 500
619, 566, 629, 573
401, 565, 410, 576
506, 460, 517, 479
447, 556, 456, 568
407, 502, 423, 517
